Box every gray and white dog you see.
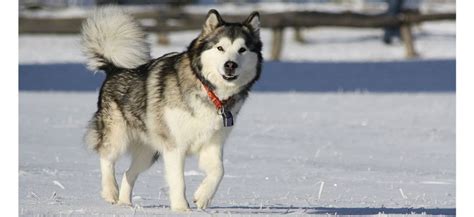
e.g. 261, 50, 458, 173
81, 7, 262, 211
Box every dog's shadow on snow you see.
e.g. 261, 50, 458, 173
206, 206, 455, 215
141, 205, 455, 215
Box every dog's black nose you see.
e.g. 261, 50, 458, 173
224, 61, 238, 71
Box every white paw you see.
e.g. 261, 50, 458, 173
117, 200, 132, 207
193, 198, 211, 210
170, 205, 191, 212
170, 199, 190, 212
193, 186, 212, 209
101, 188, 118, 204
118, 192, 133, 207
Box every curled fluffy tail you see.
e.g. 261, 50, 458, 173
81, 7, 150, 71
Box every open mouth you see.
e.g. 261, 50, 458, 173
222, 75, 238, 81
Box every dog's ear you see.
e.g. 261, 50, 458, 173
202, 9, 223, 35
244, 11, 260, 37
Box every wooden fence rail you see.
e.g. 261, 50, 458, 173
19, 9, 455, 60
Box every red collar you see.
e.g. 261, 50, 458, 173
202, 84, 224, 111
201, 82, 235, 127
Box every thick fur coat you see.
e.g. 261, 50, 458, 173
81, 6, 262, 211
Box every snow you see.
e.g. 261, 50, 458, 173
19, 2, 456, 215
19, 21, 455, 64
19, 92, 455, 216
19, 1, 455, 63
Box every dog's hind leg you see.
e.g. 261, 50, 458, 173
85, 117, 122, 204
96, 107, 129, 204
100, 157, 119, 204
118, 145, 158, 206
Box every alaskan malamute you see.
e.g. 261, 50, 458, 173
81, 7, 262, 211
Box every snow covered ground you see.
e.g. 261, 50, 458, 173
19, 3, 456, 215
19, 92, 455, 216
19, 21, 455, 64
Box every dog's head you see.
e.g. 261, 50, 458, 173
189, 9, 262, 96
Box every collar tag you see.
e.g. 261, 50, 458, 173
220, 108, 234, 127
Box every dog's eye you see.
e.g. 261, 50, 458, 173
217, 46, 224, 52
238, 47, 247, 53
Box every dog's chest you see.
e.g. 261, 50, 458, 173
163, 98, 225, 152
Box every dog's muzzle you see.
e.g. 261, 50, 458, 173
223, 61, 238, 81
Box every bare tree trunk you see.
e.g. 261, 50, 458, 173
400, 24, 418, 58
293, 27, 305, 44
157, 32, 170, 45
271, 27, 284, 61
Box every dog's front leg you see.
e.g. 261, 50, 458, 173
193, 144, 224, 209
163, 148, 190, 212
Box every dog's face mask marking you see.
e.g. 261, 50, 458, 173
198, 10, 261, 89
201, 37, 259, 87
